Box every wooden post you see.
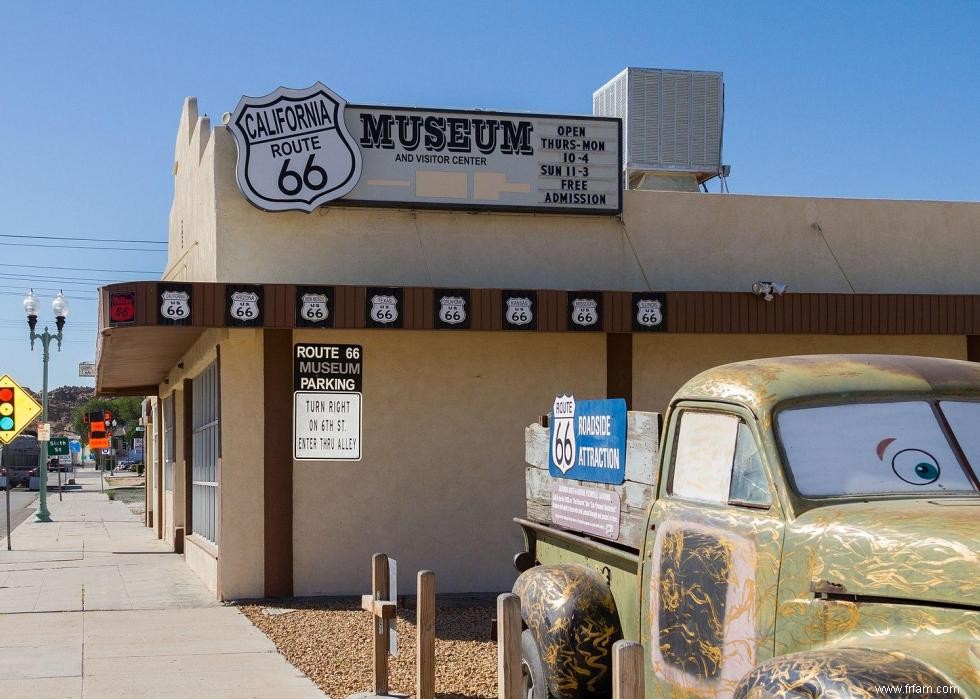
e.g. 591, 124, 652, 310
497, 593, 522, 699
360, 552, 391, 696
612, 640, 644, 699
372, 553, 390, 695
415, 570, 436, 699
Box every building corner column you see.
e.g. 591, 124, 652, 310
606, 333, 633, 409
263, 329, 294, 597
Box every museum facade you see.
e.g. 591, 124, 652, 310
98, 81, 980, 600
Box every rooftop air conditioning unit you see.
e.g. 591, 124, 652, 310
593, 67, 728, 191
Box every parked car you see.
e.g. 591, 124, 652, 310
0, 434, 40, 487
513, 355, 979, 698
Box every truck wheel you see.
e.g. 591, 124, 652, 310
521, 629, 552, 699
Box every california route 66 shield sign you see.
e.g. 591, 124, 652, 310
229, 83, 362, 212
158, 283, 191, 325
109, 292, 136, 325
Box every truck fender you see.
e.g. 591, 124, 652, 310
733, 647, 962, 698
513, 563, 623, 699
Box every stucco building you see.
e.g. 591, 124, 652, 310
98, 87, 980, 601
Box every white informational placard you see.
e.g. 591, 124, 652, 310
551, 481, 621, 541
293, 391, 362, 461
78, 362, 96, 377
37, 422, 51, 442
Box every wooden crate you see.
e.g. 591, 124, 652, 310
524, 411, 661, 550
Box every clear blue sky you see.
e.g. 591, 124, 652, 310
1, 2, 978, 388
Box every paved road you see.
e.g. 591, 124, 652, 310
0, 489, 37, 543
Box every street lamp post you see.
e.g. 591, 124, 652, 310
23, 289, 69, 523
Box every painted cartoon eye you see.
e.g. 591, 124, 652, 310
891, 449, 941, 485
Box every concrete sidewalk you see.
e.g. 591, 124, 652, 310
0, 470, 323, 698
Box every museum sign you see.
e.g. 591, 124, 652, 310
229, 83, 622, 215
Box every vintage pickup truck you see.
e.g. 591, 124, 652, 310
513, 355, 979, 698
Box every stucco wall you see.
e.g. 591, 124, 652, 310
185, 536, 218, 595
623, 193, 980, 294
216, 330, 266, 599
292, 329, 606, 596
165, 98, 218, 282
188, 121, 980, 294
632, 334, 968, 412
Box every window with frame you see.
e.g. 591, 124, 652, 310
670, 410, 772, 508
163, 394, 175, 492
191, 361, 220, 545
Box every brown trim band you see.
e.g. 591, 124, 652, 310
263, 330, 294, 597
100, 282, 980, 336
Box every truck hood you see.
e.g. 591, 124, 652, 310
791, 498, 980, 609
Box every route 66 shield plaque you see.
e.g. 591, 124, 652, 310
228, 83, 362, 212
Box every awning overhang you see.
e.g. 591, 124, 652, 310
97, 325, 204, 396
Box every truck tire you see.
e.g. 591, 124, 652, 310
521, 628, 552, 699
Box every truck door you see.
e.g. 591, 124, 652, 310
641, 403, 784, 698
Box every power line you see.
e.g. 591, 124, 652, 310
0, 292, 98, 300
0, 262, 161, 275
0, 233, 167, 245
0, 241, 167, 251
0, 337, 93, 343
2, 273, 140, 283
0, 282, 108, 291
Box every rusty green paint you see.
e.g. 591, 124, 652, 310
674, 354, 980, 417
517, 354, 980, 697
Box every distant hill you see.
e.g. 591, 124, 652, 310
21, 385, 95, 435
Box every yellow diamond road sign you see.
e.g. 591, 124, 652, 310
0, 374, 42, 445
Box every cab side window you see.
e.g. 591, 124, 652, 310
730, 421, 771, 507
671, 410, 772, 508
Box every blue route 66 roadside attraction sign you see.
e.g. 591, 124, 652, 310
549, 396, 627, 484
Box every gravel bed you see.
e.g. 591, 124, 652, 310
106, 485, 146, 517
239, 598, 498, 698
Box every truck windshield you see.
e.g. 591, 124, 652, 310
777, 400, 978, 498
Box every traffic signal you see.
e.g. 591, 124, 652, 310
89, 410, 110, 449
0, 387, 14, 432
